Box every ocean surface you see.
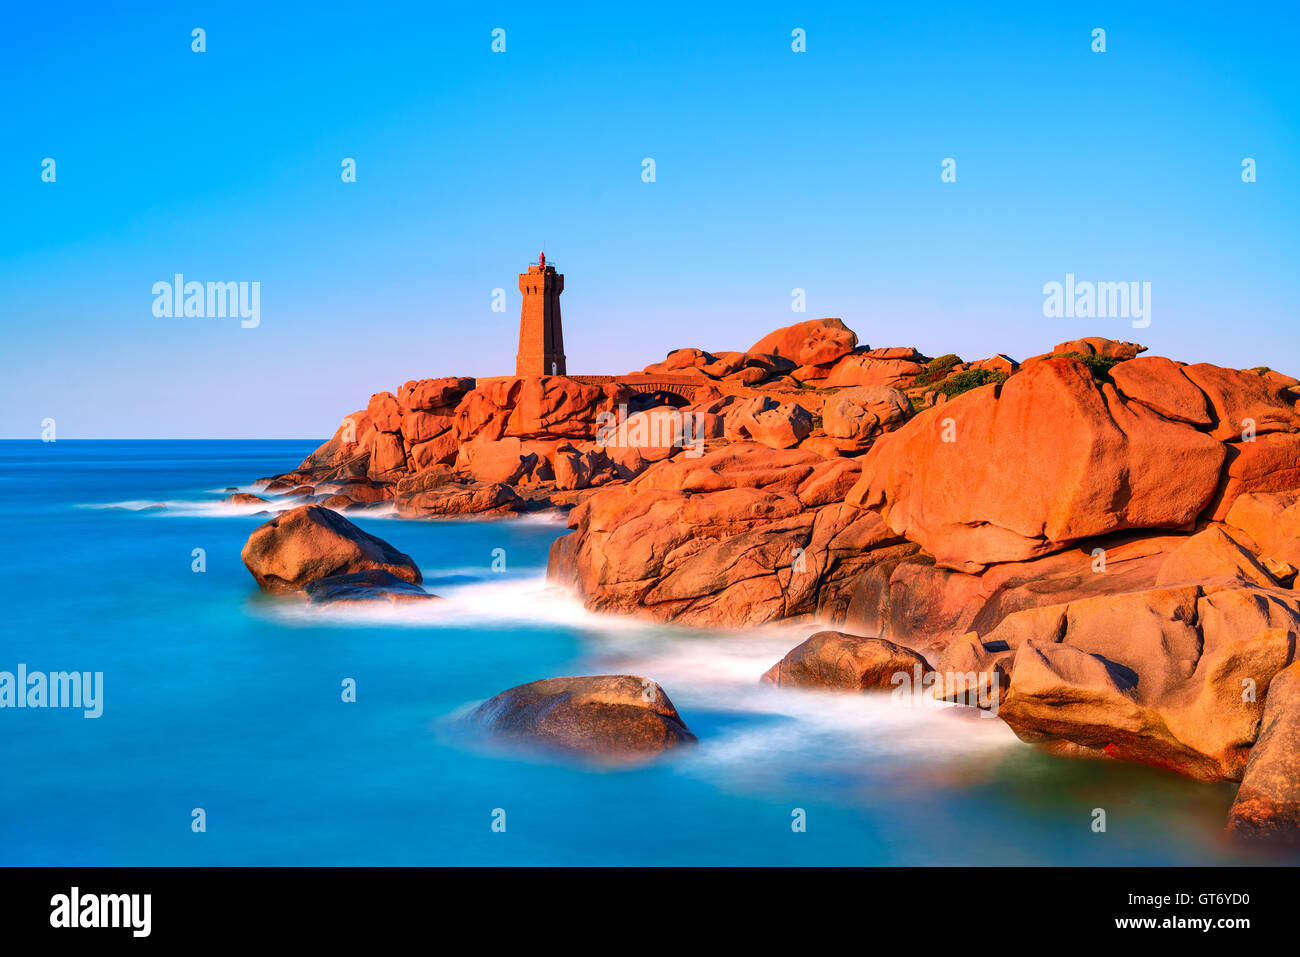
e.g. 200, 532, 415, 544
0, 440, 1289, 866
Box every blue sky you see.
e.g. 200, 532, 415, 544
2, 1, 1297, 438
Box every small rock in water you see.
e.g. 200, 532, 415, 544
468, 675, 697, 763
224, 493, 267, 506
761, 631, 933, 692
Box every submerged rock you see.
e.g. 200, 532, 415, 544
468, 675, 697, 762
224, 493, 267, 506
761, 631, 932, 692
304, 569, 437, 606
394, 478, 524, 518
240, 505, 421, 593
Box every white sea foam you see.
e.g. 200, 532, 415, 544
582, 618, 1019, 768
262, 573, 653, 632
78, 498, 398, 519
79, 494, 579, 524
271, 573, 1020, 774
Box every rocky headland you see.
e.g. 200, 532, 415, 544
240, 317, 1300, 841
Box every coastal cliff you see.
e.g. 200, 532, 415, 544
247, 317, 1300, 839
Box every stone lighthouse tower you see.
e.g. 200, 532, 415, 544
515, 252, 566, 376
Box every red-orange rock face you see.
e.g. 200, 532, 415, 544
366, 392, 404, 433
361, 428, 407, 481
455, 376, 631, 443
1226, 490, 1300, 571
397, 376, 475, 414
848, 357, 1228, 571
1054, 337, 1147, 360
1207, 433, 1300, 521
1110, 356, 1211, 425
822, 354, 924, 389
748, 317, 858, 368
547, 443, 887, 625
400, 411, 454, 446
1182, 363, 1300, 441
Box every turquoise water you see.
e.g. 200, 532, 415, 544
0, 440, 1287, 865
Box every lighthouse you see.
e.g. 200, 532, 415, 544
515, 252, 566, 376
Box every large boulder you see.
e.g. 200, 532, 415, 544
360, 428, 407, 480
456, 437, 539, 485
848, 356, 1228, 571
407, 430, 459, 470
748, 317, 858, 367
1208, 433, 1300, 520
996, 585, 1299, 782
1181, 363, 1300, 442
1226, 660, 1300, 843
397, 376, 475, 414
722, 396, 814, 449
552, 443, 617, 491
1054, 337, 1147, 360
392, 468, 525, 517
601, 407, 691, 462
822, 386, 913, 452
823, 354, 924, 389
761, 631, 932, 692
1110, 356, 1211, 426
467, 675, 697, 761
1225, 490, 1300, 569
400, 411, 455, 446
643, 347, 713, 374
366, 392, 404, 433
241, 505, 421, 593
1154, 524, 1277, 588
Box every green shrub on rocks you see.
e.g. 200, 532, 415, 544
933, 368, 1008, 398
914, 353, 963, 388
1054, 351, 1122, 382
